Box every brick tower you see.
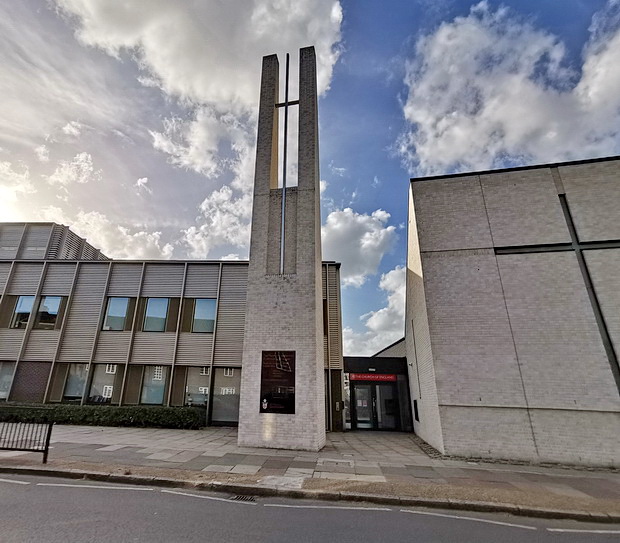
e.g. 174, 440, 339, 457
238, 47, 326, 450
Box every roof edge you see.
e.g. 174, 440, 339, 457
410, 154, 620, 183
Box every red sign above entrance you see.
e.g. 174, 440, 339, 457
349, 373, 397, 382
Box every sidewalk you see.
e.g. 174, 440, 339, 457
1, 425, 619, 521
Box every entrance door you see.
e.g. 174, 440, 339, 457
351, 382, 399, 430
353, 384, 373, 429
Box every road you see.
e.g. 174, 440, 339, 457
0, 474, 618, 542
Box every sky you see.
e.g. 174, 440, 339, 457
2, 0, 620, 355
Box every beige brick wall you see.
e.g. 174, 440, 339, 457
408, 158, 620, 466
586, 249, 620, 355
238, 48, 325, 451
480, 169, 569, 246
560, 161, 620, 241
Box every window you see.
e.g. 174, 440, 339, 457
33, 296, 64, 330
63, 363, 88, 400
0, 362, 15, 400
10, 296, 35, 329
103, 297, 131, 331
88, 364, 120, 404
192, 299, 216, 333
211, 367, 241, 423
140, 365, 169, 405
143, 298, 169, 332
185, 367, 210, 406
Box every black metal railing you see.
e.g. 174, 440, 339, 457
0, 407, 54, 463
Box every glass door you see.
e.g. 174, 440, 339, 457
353, 384, 373, 429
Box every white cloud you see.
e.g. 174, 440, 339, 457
183, 185, 253, 259
398, 0, 620, 175
181, 124, 257, 258
46, 152, 102, 186
134, 176, 152, 195
0, 160, 36, 220
41, 206, 173, 259
0, 3, 134, 148
55, 0, 343, 108
322, 208, 396, 287
343, 265, 406, 355
34, 144, 50, 162
150, 108, 243, 177
328, 161, 347, 177
61, 120, 82, 137
221, 253, 242, 261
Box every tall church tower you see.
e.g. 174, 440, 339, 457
238, 47, 326, 450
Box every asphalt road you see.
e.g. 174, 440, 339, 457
0, 474, 618, 543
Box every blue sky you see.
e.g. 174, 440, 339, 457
2, 1, 620, 354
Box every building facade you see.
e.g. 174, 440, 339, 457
0, 222, 343, 430
406, 156, 620, 466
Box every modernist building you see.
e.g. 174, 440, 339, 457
406, 156, 620, 466
0, 48, 345, 446
0, 221, 343, 429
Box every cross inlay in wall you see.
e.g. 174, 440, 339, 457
495, 194, 620, 393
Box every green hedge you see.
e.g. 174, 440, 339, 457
0, 404, 206, 429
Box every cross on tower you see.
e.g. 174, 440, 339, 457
274, 53, 299, 275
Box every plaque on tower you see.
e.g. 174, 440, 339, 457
260, 351, 295, 414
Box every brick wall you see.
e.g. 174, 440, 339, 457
408, 159, 620, 466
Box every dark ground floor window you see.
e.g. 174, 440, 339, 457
211, 367, 241, 422
0, 362, 15, 400
185, 366, 210, 406
140, 365, 170, 405
63, 363, 88, 401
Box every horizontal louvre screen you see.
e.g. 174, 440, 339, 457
0, 329, 24, 358
22, 330, 60, 361
141, 264, 184, 297
7, 263, 43, 294
130, 332, 175, 364
0, 262, 11, 294
58, 263, 108, 362
213, 265, 247, 365
18, 225, 51, 259
184, 264, 220, 297
176, 333, 213, 365
0, 224, 23, 259
41, 263, 76, 295
108, 263, 142, 296
94, 332, 131, 363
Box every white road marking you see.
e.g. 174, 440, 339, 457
161, 489, 257, 505
36, 483, 153, 491
0, 477, 30, 485
547, 528, 620, 534
400, 509, 537, 530
264, 504, 391, 511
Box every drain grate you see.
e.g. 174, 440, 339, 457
230, 495, 256, 502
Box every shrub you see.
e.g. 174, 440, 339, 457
0, 403, 206, 429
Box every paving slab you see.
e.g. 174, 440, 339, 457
1, 424, 618, 519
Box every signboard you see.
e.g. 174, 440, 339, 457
349, 373, 396, 382
260, 351, 295, 414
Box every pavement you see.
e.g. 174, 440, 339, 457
1, 425, 619, 522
